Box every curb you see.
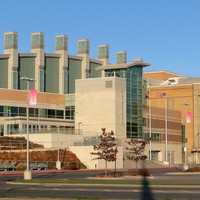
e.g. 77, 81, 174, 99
165, 172, 200, 175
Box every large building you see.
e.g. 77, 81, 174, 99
0, 32, 148, 139
144, 71, 200, 164
0, 32, 184, 168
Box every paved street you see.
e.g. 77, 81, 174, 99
1, 181, 200, 200
1, 170, 200, 199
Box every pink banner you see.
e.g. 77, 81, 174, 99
186, 111, 192, 123
28, 89, 37, 106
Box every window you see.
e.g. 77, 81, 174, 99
56, 110, 64, 119
11, 107, 19, 116
19, 107, 26, 116
151, 151, 159, 161
29, 108, 38, 117
0, 106, 3, 116
65, 106, 75, 120
39, 109, 48, 118
145, 132, 161, 141
12, 71, 18, 89
48, 109, 55, 118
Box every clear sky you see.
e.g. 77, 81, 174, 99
0, 0, 199, 76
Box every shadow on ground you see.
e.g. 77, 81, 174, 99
140, 172, 155, 200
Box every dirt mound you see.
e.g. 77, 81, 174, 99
0, 136, 43, 150
0, 149, 85, 170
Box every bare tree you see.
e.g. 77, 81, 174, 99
126, 139, 147, 169
91, 128, 118, 176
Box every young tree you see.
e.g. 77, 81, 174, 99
91, 128, 118, 176
126, 139, 147, 169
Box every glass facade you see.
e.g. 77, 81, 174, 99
12, 70, 18, 89
19, 57, 35, 90
0, 105, 73, 120
45, 57, 60, 93
0, 58, 8, 88
64, 68, 69, 94
65, 106, 75, 120
68, 58, 81, 94
105, 65, 144, 138
89, 62, 102, 78
39, 69, 45, 92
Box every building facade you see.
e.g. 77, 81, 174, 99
0, 32, 185, 167
103, 58, 150, 138
144, 71, 200, 164
0, 32, 149, 140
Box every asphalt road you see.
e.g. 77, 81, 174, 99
1, 171, 200, 200
1, 182, 200, 200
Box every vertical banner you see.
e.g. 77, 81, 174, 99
28, 89, 37, 106
186, 111, 192, 123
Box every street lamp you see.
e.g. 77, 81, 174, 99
160, 92, 168, 165
197, 95, 200, 164
182, 102, 190, 170
56, 126, 61, 170
147, 85, 152, 160
20, 76, 35, 180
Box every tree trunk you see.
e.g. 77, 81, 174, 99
114, 159, 117, 177
105, 160, 107, 176
136, 161, 138, 169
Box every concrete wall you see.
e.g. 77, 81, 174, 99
11, 133, 84, 149
75, 77, 126, 139
69, 146, 124, 169
145, 141, 182, 164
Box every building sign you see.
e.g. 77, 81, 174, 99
186, 111, 192, 123
28, 89, 37, 106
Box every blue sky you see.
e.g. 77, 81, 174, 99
0, 0, 200, 76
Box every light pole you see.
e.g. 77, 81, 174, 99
7, 107, 11, 135
160, 92, 168, 165
197, 95, 200, 164
148, 86, 152, 160
182, 102, 189, 170
56, 126, 61, 170
20, 77, 35, 180
165, 95, 168, 164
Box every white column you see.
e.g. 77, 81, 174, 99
77, 39, 90, 79
31, 32, 44, 91
4, 32, 18, 89
55, 34, 68, 94
97, 44, 109, 77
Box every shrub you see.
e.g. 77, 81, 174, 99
47, 162, 56, 169
16, 162, 26, 171
187, 167, 200, 172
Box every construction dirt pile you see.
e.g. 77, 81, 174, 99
0, 149, 85, 170
0, 136, 44, 150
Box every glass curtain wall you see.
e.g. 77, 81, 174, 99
105, 66, 144, 138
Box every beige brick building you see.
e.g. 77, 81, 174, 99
145, 71, 200, 163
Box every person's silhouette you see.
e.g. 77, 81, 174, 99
140, 174, 155, 200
